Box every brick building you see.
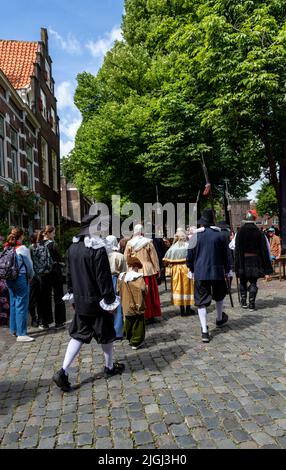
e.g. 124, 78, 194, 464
0, 28, 60, 229
61, 176, 92, 224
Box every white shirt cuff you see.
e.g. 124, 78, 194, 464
100, 296, 121, 311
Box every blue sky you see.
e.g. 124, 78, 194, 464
1, 0, 124, 156
1, 0, 260, 199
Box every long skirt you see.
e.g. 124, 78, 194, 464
144, 275, 161, 320
0, 279, 10, 327
171, 263, 194, 307
112, 275, 123, 338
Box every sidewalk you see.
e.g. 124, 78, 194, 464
0, 279, 285, 449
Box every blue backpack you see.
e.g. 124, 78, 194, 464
0, 247, 21, 281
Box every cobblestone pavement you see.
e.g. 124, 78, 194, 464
0, 278, 285, 449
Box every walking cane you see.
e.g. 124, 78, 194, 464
236, 275, 241, 305
225, 274, 234, 308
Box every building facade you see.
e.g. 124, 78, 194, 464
0, 28, 60, 229
61, 176, 92, 224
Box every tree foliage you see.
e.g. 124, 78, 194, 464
256, 181, 279, 216
63, 0, 286, 206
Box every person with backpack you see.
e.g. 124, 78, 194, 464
36, 226, 66, 330
0, 228, 34, 342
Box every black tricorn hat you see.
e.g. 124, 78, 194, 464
198, 208, 216, 226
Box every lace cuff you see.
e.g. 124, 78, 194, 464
100, 296, 120, 311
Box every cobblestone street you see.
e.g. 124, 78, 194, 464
0, 278, 285, 449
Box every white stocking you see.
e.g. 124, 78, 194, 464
101, 342, 114, 369
62, 338, 83, 374
198, 307, 208, 333
216, 300, 224, 321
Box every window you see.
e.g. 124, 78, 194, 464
52, 151, 58, 190
49, 201, 55, 226
40, 199, 47, 227
40, 89, 47, 120
44, 59, 51, 89
41, 138, 49, 185
50, 107, 57, 133
11, 128, 18, 182
26, 145, 33, 190
0, 115, 4, 177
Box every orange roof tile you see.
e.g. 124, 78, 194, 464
0, 40, 39, 89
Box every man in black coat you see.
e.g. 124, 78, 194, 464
53, 214, 124, 392
187, 208, 230, 343
234, 210, 273, 310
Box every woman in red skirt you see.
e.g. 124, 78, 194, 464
124, 225, 161, 322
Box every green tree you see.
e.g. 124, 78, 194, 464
256, 181, 278, 216
64, 0, 286, 208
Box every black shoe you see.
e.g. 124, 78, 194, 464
53, 368, 71, 392
54, 323, 65, 330
248, 303, 255, 311
31, 320, 38, 328
104, 362, 125, 378
201, 328, 211, 343
216, 312, 229, 327
181, 307, 196, 317
241, 298, 248, 309
39, 324, 49, 330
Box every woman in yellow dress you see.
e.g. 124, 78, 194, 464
163, 229, 195, 316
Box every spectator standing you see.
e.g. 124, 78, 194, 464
4, 228, 34, 342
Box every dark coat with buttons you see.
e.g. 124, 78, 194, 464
187, 227, 230, 281
67, 237, 115, 317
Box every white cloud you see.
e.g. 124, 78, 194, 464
56, 81, 75, 110
61, 117, 82, 141
86, 26, 123, 58
60, 140, 74, 158
49, 28, 81, 54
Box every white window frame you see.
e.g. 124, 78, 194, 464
50, 107, 57, 134
26, 145, 34, 190
52, 150, 58, 191
40, 88, 47, 120
41, 137, 49, 185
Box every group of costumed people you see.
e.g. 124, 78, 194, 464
52, 207, 273, 391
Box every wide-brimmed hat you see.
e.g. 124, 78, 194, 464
78, 214, 98, 237
198, 208, 216, 226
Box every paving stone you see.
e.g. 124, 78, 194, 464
57, 433, 74, 445
133, 431, 153, 446
175, 435, 197, 449
95, 426, 110, 438
95, 438, 113, 449
251, 432, 276, 446
130, 420, 149, 432
164, 414, 184, 426
169, 423, 189, 437
150, 422, 168, 435
155, 434, 178, 449
216, 439, 237, 449
77, 433, 93, 446
38, 438, 56, 449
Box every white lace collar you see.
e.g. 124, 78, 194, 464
119, 271, 143, 282
73, 236, 106, 250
